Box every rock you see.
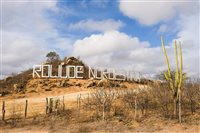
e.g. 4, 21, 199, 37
120, 84, 127, 88
97, 78, 109, 87
38, 79, 49, 84
139, 78, 153, 85
60, 80, 70, 87
54, 82, 60, 87
111, 81, 120, 87
28, 89, 37, 93
45, 87, 52, 91
89, 77, 95, 81
75, 83, 82, 87
50, 84, 57, 88
41, 83, 48, 87
38, 80, 45, 84
153, 80, 163, 86
5, 76, 12, 82
0, 88, 11, 96
13, 84, 18, 90
97, 79, 120, 88
85, 80, 96, 88
60, 80, 66, 87
13, 83, 24, 93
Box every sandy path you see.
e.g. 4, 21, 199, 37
0, 86, 147, 119
0, 91, 90, 118
2, 91, 90, 104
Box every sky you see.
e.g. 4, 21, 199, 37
1, 0, 199, 78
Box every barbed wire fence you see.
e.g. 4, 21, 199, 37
0, 88, 143, 121
0, 93, 86, 121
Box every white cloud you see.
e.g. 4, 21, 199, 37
69, 19, 124, 32
73, 31, 149, 57
1, 0, 73, 78
2, 32, 47, 76
117, 0, 199, 77
174, 14, 199, 76
157, 24, 168, 33
2, 0, 199, 79
72, 23, 199, 76
72, 31, 166, 74
119, 0, 198, 26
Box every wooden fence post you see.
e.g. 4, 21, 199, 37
46, 98, 49, 114
77, 95, 78, 109
63, 96, 65, 111
2, 101, 5, 121
87, 93, 90, 111
79, 94, 81, 110
25, 100, 28, 118
77, 94, 80, 117
102, 98, 106, 121
55, 98, 59, 115
49, 98, 53, 114
134, 97, 137, 120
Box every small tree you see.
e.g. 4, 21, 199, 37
156, 70, 176, 87
46, 51, 60, 64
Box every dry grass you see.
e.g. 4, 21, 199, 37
1, 89, 199, 133
1, 108, 199, 133
0, 79, 199, 133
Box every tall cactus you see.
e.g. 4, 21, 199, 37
161, 37, 185, 122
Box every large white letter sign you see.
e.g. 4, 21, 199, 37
32, 64, 129, 81
102, 69, 109, 79
33, 65, 41, 78
42, 65, 51, 78
67, 65, 76, 78
95, 69, 102, 80
115, 70, 126, 81
89, 67, 95, 78
59, 65, 67, 78
108, 69, 116, 80
49, 65, 58, 78
76, 66, 83, 78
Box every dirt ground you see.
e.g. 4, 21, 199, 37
0, 79, 141, 119
0, 79, 199, 133
1, 117, 199, 133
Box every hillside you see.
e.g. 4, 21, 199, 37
0, 56, 154, 98
0, 58, 199, 133
0, 57, 87, 96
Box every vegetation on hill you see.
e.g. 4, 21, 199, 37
0, 52, 86, 96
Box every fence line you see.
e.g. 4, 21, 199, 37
0, 89, 140, 121
0, 94, 80, 120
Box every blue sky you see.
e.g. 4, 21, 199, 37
48, 0, 176, 47
1, 0, 199, 78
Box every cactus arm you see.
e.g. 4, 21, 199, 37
161, 36, 174, 93
178, 42, 183, 92
183, 73, 187, 81
164, 72, 169, 80
174, 41, 179, 88
161, 37, 172, 77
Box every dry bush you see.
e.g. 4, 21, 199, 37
122, 83, 175, 119
149, 79, 200, 117
123, 90, 137, 110
7, 105, 24, 127
83, 88, 115, 120
182, 79, 200, 114
122, 88, 152, 121
149, 83, 173, 118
